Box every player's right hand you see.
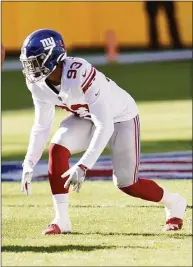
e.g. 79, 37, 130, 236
21, 160, 34, 195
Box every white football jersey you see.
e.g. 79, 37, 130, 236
25, 57, 138, 168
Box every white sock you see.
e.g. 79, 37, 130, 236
159, 187, 177, 207
51, 193, 70, 231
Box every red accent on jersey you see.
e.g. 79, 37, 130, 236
81, 66, 96, 92
82, 69, 96, 93
71, 104, 89, 111
82, 67, 94, 87
56, 104, 90, 118
56, 105, 74, 113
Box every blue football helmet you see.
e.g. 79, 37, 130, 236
20, 29, 67, 83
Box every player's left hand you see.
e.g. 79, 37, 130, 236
62, 165, 87, 193
21, 160, 34, 195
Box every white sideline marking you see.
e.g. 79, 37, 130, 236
2, 151, 192, 181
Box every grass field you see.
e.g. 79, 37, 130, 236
2, 180, 192, 266
2, 99, 192, 161
2, 60, 192, 266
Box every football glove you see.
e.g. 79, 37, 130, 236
62, 164, 87, 193
21, 160, 34, 195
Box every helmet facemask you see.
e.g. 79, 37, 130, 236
20, 48, 66, 83
20, 51, 53, 83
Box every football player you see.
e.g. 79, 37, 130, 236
20, 29, 187, 235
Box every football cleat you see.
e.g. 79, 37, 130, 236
42, 224, 62, 235
164, 193, 187, 231
165, 217, 183, 231
42, 218, 72, 235
42, 223, 72, 235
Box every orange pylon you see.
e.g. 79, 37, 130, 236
105, 30, 119, 63
1, 43, 5, 66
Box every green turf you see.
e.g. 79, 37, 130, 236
2, 61, 192, 111
2, 180, 192, 266
2, 99, 192, 161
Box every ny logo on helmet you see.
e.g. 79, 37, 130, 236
40, 37, 56, 50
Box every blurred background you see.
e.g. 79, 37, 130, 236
2, 2, 192, 52
1, 1, 192, 162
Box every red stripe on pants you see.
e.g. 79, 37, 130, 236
133, 116, 139, 183
120, 115, 163, 202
